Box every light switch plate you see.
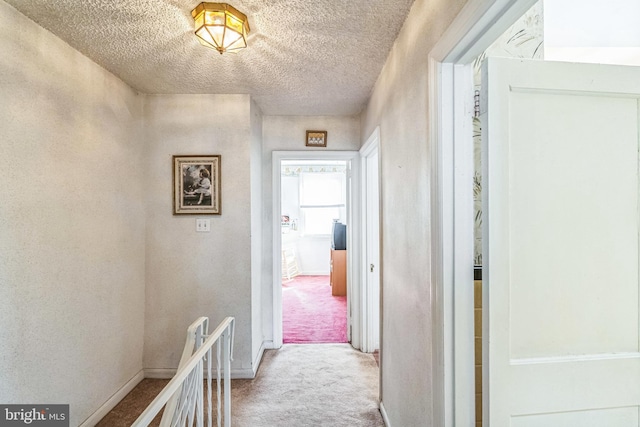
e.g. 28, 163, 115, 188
196, 218, 210, 232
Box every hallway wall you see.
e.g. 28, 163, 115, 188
360, 0, 468, 424
0, 1, 145, 425
142, 94, 257, 375
250, 99, 265, 363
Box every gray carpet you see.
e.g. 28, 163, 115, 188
233, 344, 383, 427
98, 344, 383, 427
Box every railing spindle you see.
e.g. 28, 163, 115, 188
131, 317, 235, 427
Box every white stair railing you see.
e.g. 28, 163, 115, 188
132, 316, 235, 427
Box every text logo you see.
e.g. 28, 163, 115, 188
0, 405, 69, 427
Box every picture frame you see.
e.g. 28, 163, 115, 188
305, 130, 327, 147
173, 155, 221, 215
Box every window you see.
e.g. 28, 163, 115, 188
299, 172, 345, 235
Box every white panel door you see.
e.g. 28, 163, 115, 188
482, 57, 640, 426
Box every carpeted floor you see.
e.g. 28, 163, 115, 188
98, 344, 382, 427
282, 275, 347, 344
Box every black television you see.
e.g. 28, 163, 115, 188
331, 221, 347, 250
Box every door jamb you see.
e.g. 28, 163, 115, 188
272, 150, 361, 348
428, 0, 538, 425
360, 127, 381, 354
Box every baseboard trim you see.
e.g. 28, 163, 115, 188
380, 401, 391, 427
229, 367, 257, 379
79, 370, 144, 427
144, 368, 176, 379
79, 341, 271, 424
251, 340, 268, 377
145, 340, 272, 380
144, 366, 257, 380
299, 271, 330, 276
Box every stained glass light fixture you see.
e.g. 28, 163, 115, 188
191, 3, 250, 54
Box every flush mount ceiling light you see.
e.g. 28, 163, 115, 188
191, 2, 250, 55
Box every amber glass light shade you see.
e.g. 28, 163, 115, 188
191, 3, 250, 54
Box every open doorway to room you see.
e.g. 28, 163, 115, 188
469, 4, 543, 425
280, 160, 349, 344
272, 150, 372, 352
272, 149, 382, 352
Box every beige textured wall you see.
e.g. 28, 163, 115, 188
260, 116, 360, 341
360, 0, 468, 424
250, 99, 265, 359
0, 1, 145, 425
143, 94, 256, 373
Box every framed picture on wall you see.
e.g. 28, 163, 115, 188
306, 130, 327, 147
173, 155, 221, 215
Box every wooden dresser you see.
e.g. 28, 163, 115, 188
330, 249, 347, 296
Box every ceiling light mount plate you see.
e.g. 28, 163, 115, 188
192, 2, 250, 55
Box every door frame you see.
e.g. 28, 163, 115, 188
359, 127, 381, 354
428, 0, 538, 425
272, 150, 361, 348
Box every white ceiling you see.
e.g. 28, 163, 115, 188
5, 0, 415, 116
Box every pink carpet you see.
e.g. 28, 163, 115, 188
282, 275, 347, 344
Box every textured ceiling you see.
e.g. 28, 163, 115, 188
5, 0, 415, 115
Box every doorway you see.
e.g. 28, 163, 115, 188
428, 0, 541, 424
280, 159, 349, 344
469, 4, 543, 425
271, 151, 361, 349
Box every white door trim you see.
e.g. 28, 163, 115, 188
360, 127, 379, 157
271, 150, 361, 348
427, 0, 538, 425
360, 127, 381, 354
